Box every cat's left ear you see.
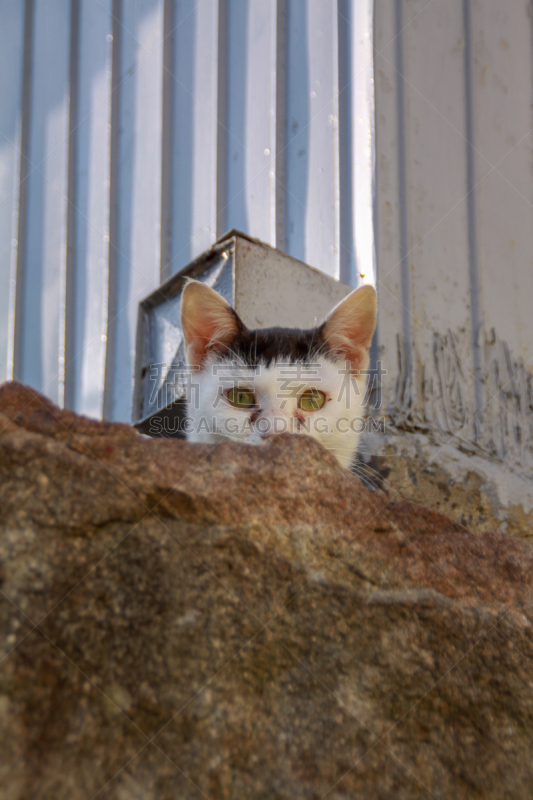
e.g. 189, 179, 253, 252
321, 285, 377, 374
181, 279, 245, 368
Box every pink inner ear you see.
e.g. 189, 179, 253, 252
181, 281, 241, 368
322, 286, 377, 374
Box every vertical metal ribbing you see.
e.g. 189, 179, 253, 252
336, 0, 356, 286
368, 0, 380, 380
55, 0, 78, 409
186, 0, 218, 259
169, 0, 197, 270
463, 0, 484, 441
65, 0, 113, 417
282, 1, 308, 265
332, 0, 341, 282
305, 1, 337, 278
103, 0, 165, 422
217, 0, 248, 237
18, 0, 71, 404
244, 1, 274, 244
63, 0, 80, 410
102, 0, 122, 421
371, 0, 379, 291
160, 0, 174, 284
216, 0, 228, 238
273, 0, 287, 250
1, 5, 26, 383
13, 0, 35, 383
394, 0, 413, 408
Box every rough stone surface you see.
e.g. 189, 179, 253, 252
1, 382, 533, 800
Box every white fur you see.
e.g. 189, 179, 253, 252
185, 353, 368, 469
180, 279, 377, 469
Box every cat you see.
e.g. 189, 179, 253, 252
180, 278, 377, 469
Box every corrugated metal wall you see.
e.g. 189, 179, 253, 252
3, 0, 532, 471
0, 0, 375, 422
375, 0, 533, 470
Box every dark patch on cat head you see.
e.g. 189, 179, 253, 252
212, 324, 332, 367
206, 315, 330, 367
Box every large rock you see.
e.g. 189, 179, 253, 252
1, 382, 533, 799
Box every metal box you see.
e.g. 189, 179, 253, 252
133, 231, 353, 436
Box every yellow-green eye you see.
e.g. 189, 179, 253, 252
226, 388, 256, 409
298, 389, 326, 412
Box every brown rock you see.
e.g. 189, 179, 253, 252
1, 381, 533, 799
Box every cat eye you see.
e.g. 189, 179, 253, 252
226, 388, 256, 409
298, 389, 326, 412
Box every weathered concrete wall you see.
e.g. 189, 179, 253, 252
373, 0, 533, 535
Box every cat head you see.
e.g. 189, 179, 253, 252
180, 279, 377, 468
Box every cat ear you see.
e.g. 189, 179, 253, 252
321, 285, 377, 374
181, 279, 244, 368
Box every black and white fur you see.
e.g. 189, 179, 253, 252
180, 280, 377, 469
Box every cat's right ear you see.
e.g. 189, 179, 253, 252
180, 279, 244, 368
321, 284, 377, 374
